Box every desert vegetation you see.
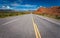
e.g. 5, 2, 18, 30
0, 9, 30, 18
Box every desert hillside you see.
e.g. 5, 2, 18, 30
33, 6, 60, 19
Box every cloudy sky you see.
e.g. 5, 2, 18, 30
0, 0, 60, 11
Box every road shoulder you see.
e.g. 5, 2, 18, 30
35, 14, 60, 25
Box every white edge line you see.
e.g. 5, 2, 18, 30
2, 19, 19, 25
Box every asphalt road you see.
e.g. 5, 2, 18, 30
0, 14, 60, 38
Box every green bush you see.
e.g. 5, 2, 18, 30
55, 15, 60, 19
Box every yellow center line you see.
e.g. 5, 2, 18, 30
32, 18, 41, 38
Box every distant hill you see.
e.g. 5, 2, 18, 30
34, 6, 60, 16
0, 9, 31, 18
0, 9, 16, 13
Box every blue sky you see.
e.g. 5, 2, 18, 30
0, 0, 60, 11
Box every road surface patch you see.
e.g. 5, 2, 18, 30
32, 18, 41, 38
2, 19, 20, 25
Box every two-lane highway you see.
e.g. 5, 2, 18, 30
0, 14, 35, 38
33, 14, 60, 38
0, 14, 60, 38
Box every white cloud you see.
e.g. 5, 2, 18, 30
11, 0, 22, 6
39, 6, 46, 8
24, 4, 36, 6
40, 6, 43, 7
6, 6, 13, 9
18, 4, 37, 7
37, 6, 46, 9
11, 3, 20, 6
6, 6, 10, 9
1, 5, 13, 9
2, 6, 5, 8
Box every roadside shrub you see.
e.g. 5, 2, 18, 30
55, 15, 60, 19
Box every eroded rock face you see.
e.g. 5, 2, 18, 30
34, 6, 60, 16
